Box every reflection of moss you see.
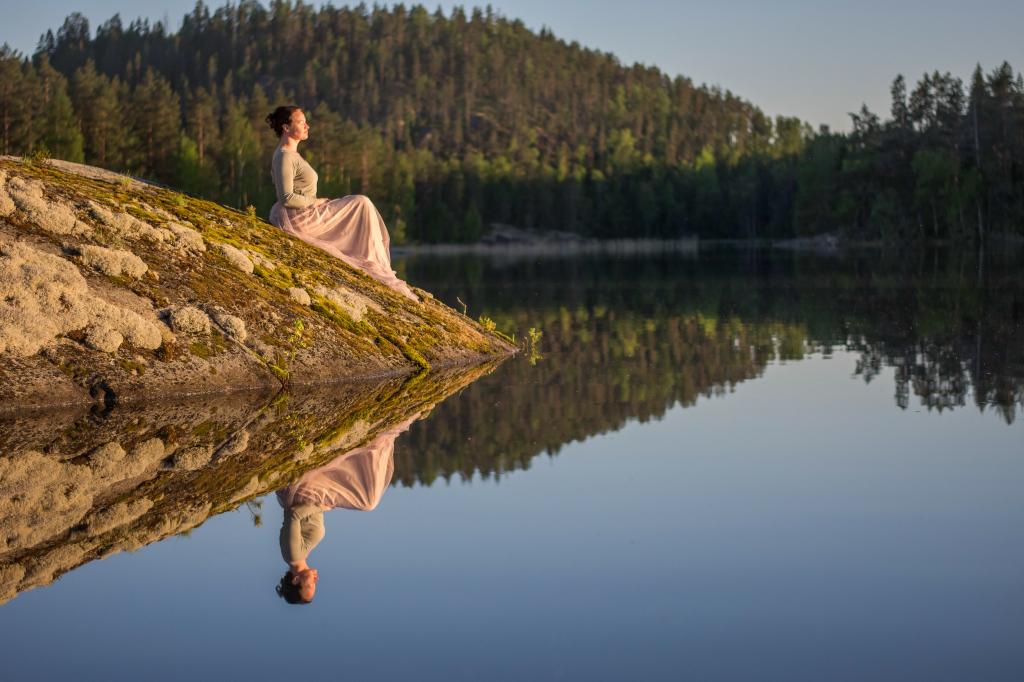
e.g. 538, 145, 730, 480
55, 358, 92, 382
155, 343, 181, 363
188, 332, 226, 359
190, 420, 229, 444
117, 359, 146, 376
267, 360, 290, 381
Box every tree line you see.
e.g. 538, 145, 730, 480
1, 2, 1021, 245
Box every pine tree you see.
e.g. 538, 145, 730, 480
0, 48, 32, 156
37, 70, 84, 161
130, 68, 182, 178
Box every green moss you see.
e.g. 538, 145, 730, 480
253, 263, 297, 291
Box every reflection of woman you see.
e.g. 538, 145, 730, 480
265, 105, 418, 302
274, 415, 418, 604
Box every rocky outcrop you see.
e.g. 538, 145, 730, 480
0, 157, 514, 409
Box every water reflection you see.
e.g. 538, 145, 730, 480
3, 248, 1022, 609
403, 247, 1024, 423
275, 414, 418, 604
2, 248, 1021, 678
0, 363, 497, 606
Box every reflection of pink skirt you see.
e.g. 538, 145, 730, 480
269, 195, 416, 301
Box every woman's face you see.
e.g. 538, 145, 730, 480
284, 110, 309, 141
293, 566, 318, 602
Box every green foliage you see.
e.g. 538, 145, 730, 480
27, 148, 51, 164
3, 8, 1020, 246
526, 327, 544, 366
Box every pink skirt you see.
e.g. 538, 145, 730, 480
269, 195, 417, 301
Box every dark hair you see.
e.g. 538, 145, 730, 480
265, 106, 301, 137
276, 571, 312, 605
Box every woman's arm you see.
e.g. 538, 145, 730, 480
273, 152, 316, 209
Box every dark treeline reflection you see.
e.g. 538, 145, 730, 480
392, 247, 1024, 484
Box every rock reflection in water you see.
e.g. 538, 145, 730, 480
0, 362, 500, 606
275, 414, 418, 604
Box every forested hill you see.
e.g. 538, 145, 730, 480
2, 2, 1022, 246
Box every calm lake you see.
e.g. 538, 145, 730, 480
2, 246, 1022, 680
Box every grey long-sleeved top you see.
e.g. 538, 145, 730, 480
279, 503, 325, 564
271, 147, 318, 209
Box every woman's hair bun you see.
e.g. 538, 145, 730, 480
266, 106, 301, 136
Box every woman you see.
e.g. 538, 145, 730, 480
274, 413, 420, 604
265, 106, 418, 302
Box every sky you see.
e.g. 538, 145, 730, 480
2, 0, 1022, 132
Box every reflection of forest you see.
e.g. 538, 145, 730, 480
394, 309, 791, 486
394, 248, 1024, 484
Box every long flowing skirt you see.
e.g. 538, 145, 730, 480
269, 195, 417, 301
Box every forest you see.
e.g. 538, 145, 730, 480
0, 1, 1021, 245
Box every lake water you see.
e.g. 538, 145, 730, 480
1, 247, 1022, 680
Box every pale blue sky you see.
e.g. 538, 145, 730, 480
3, 0, 1022, 131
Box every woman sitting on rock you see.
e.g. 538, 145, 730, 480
265, 106, 417, 302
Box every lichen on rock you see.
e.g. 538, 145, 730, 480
0, 240, 162, 356
84, 324, 124, 353
172, 444, 215, 470
87, 202, 171, 243
0, 564, 25, 604
218, 243, 254, 274
0, 450, 95, 555
167, 305, 212, 335
246, 249, 275, 270
313, 284, 378, 322
92, 305, 163, 351
88, 441, 126, 468
1, 174, 92, 237
20, 542, 89, 590
84, 499, 154, 536
76, 244, 148, 279
209, 308, 248, 342
166, 222, 205, 253
91, 438, 166, 483
0, 170, 15, 216
288, 287, 311, 306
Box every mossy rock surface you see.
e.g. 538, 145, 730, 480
0, 157, 514, 409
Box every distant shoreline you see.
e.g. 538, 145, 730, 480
393, 237, 699, 257
394, 232, 1024, 257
